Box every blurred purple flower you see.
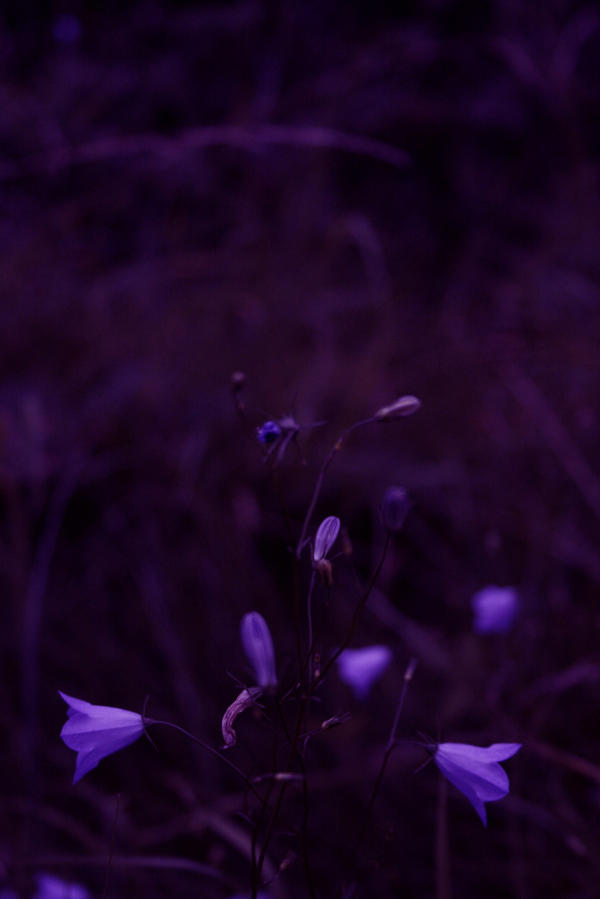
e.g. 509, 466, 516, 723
0, 874, 90, 899
36, 875, 90, 899
256, 421, 282, 444
472, 586, 519, 634
59, 692, 144, 783
337, 645, 392, 699
434, 742, 521, 825
241, 611, 277, 688
52, 14, 82, 45
313, 515, 340, 562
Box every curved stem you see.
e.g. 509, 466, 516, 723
145, 718, 264, 802
352, 658, 418, 856
295, 417, 378, 558
313, 531, 392, 690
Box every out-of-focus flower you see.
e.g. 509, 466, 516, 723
241, 611, 277, 688
52, 14, 82, 45
337, 645, 392, 699
433, 742, 521, 825
59, 692, 144, 783
472, 586, 519, 634
36, 874, 90, 899
0, 874, 90, 899
256, 421, 282, 444
375, 395, 421, 420
221, 687, 263, 748
382, 486, 410, 532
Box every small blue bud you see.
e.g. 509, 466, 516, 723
257, 421, 282, 444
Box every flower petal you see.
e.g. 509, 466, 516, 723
240, 612, 277, 688
313, 516, 340, 561
337, 646, 392, 698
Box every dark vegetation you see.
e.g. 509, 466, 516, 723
1, 1, 600, 896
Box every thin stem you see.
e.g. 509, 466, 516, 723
352, 658, 418, 855
295, 418, 378, 558
313, 532, 392, 690
146, 718, 264, 803
306, 569, 316, 662
435, 774, 451, 899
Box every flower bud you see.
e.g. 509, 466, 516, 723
375, 395, 421, 420
240, 611, 277, 688
382, 486, 410, 532
313, 516, 340, 562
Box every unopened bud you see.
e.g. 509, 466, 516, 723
313, 516, 340, 562
241, 612, 277, 688
221, 686, 263, 748
375, 395, 421, 420
382, 486, 410, 532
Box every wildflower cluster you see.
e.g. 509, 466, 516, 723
57, 392, 523, 897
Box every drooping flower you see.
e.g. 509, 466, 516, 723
337, 645, 392, 699
472, 586, 519, 634
433, 741, 521, 825
59, 692, 144, 783
240, 611, 277, 688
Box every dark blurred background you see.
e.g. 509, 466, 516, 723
1, 1, 600, 896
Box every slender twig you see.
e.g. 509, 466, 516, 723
352, 658, 418, 855
102, 793, 120, 899
313, 532, 392, 689
306, 570, 317, 663
1, 125, 410, 183
145, 718, 264, 802
295, 418, 379, 557
435, 775, 452, 899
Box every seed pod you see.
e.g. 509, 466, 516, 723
240, 611, 277, 688
382, 486, 410, 532
375, 395, 421, 420
313, 516, 340, 562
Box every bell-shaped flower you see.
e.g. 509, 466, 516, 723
472, 586, 519, 634
433, 741, 521, 825
313, 516, 340, 562
59, 691, 144, 783
240, 611, 277, 688
337, 645, 392, 699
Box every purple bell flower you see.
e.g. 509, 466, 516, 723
59, 692, 144, 783
434, 741, 521, 825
